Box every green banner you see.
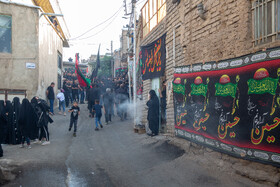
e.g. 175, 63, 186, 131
191, 83, 208, 97
173, 83, 185, 95
248, 77, 279, 95
215, 83, 237, 98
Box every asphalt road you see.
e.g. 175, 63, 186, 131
1, 104, 262, 187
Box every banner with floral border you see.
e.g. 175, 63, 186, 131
173, 47, 280, 167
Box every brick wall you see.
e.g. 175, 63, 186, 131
183, 0, 252, 64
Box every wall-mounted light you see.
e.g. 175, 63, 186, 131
40, 13, 63, 18
197, 3, 206, 20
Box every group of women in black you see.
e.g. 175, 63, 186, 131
0, 96, 52, 157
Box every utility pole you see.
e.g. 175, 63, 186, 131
128, 30, 132, 103
111, 40, 114, 78
132, 0, 137, 126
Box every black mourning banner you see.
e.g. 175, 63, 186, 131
173, 48, 280, 167
141, 34, 166, 80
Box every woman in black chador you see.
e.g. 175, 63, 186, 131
0, 100, 7, 157
146, 90, 160, 136
5, 100, 13, 144
36, 98, 52, 144
30, 97, 40, 140
12, 97, 21, 144
18, 99, 37, 148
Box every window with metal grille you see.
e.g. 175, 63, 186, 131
252, 0, 280, 45
58, 52, 62, 69
141, 0, 166, 37
58, 74, 62, 89
58, 52, 62, 89
0, 15, 12, 53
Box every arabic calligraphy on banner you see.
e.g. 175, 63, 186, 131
173, 47, 280, 167
141, 34, 166, 80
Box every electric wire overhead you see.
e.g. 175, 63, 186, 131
77, 8, 123, 41
69, 5, 123, 40
68, 0, 144, 42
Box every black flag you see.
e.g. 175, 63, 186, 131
90, 44, 101, 81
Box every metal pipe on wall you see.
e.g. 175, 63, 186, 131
173, 23, 181, 67
133, 0, 137, 126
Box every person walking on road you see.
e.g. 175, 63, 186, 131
92, 100, 103, 131
116, 84, 128, 121
103, 88, 113, 124
35, 98, 53, 146
57, 89, 66, 116
46, 82, 55, 115
68, 101, 80, 137
88, 83, 101, 118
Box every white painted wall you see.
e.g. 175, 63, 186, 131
37, 15, 63, 99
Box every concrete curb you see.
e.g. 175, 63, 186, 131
158, 134, 280, 187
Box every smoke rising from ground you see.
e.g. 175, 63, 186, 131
115, 98, 144, 127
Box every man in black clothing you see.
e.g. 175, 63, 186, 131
103, 88, 113, 124
88, 84, 101, 117
116, 84, 128, 120
68, 101, 80, 137
72, 73, 77, 81
46, 82, 55, 115
63, 80, 70, 107
66, 80, 73, 104
72, 80, 79, 102
79, 86, 85, 104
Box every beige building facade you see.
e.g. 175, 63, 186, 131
0, 0, 69, 100
113, 29, 130, 77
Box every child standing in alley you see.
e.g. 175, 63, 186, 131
57, 89, 66, 116
92, 100, 103, 131
68, 101, 80, 137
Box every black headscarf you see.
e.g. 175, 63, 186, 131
12, 97, 20, 118
149, 90, 157, 100
5, 100, 12, 111
31, 97, 38, 106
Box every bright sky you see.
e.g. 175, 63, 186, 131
59, 0, 127, 60
12, 0, 146, 61
59, 0, 146, 61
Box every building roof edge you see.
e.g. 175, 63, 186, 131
0, 0, 40, 9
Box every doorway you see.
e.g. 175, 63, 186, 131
151, 77, 161, 131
